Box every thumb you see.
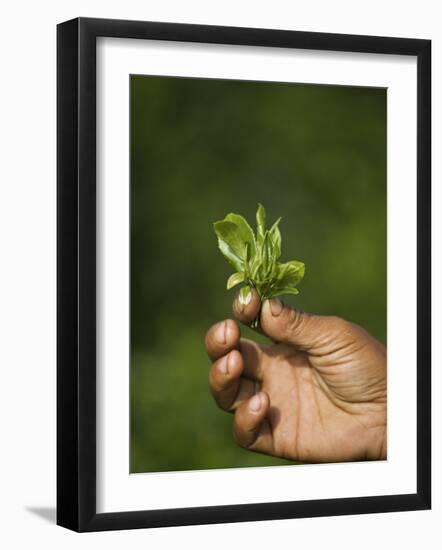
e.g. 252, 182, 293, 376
260, 298, 330, 351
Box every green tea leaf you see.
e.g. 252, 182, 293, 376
269, 217, 282, 260
226, 272, 245, 290
276, 260, 305, 286
270, 286, 300, 297
256, 203, 266, 242
224, 213, 256, 260
250, 240, 262, 278
213, 204, 306, 307
244, 242, 251, 277
213, 220, 247, 272
260, 232, 273, 278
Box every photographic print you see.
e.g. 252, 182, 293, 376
130, 75, 387, 473
57, 18, 430, 531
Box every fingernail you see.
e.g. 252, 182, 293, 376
269, 298, 283, 317
218, 355, 229, 375
215, 321, 227, 344
249, 393, 262, 412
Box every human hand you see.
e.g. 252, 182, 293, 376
205, 289, 387, 463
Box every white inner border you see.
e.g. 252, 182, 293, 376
96, 37, 417, 513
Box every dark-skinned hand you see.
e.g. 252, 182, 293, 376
205, 289, 387, 463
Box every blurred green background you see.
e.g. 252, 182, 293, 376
130, 75, 386, 473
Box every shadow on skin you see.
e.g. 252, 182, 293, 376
26, 506, 56, 524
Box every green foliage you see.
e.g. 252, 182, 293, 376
226, 271, 245, 289
214, 204, 305, 309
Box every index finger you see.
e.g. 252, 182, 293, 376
232, 287, 261, 326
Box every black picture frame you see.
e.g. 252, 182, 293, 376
57, 17, 431, 532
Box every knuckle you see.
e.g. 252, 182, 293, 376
328, 315, 350, 333
285, 307, 306, 335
